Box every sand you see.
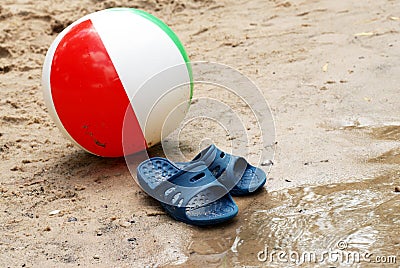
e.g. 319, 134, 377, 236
1, 0, 399, 267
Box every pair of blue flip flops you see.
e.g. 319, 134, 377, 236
137, 144, 266, 226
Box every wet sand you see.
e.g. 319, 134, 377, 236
1, 0, 399, 267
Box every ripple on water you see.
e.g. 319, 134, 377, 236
179, 170, 400, 267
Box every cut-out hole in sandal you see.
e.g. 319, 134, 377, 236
220, 152, 225, 158
193, 153, 202, 161
164, 187, 176, 196
172, 192, 181, 204
190, 172, 205, 183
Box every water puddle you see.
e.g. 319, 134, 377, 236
369, 125, 400, 141
369, 148, 400, 165
340, 123, 400, 140
166, 123, 400, 267
176, 170, 400, 267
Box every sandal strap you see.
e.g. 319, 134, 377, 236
217, 156, 247, 191
194, 145, 230, 176
152, 160, 229, 207
194, 145, 247, 190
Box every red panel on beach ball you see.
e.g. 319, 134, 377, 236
50, 19, 146, 157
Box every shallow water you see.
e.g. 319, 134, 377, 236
178, 170, 400, 267
165, 125, 400, 267
370, 125, 400, 141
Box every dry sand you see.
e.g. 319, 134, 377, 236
1, 0, 399, 267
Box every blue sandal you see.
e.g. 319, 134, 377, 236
137, 157, 238, 226
178, 144, 267, 196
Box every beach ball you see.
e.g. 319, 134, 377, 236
42, 8, 192, 157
